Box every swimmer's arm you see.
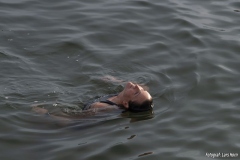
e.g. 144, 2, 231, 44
101, 75, 124, 83
31, 106, 72, 125
101, 75, 149, 91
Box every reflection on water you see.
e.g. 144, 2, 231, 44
1, 0, 240, 159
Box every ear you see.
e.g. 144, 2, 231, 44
123, 101, 129, 109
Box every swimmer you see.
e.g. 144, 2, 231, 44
32, 76, 153, 121
84, 81, 153, 112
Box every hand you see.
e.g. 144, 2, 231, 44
101, 75, 123, 83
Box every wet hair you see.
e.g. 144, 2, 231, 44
128, 98, 153, 112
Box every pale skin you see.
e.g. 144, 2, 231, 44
32, 76, 152, 122
91, 81, 152, 110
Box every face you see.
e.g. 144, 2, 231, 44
122, 82, 152, 105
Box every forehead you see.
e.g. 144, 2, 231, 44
132, 90, 152, 103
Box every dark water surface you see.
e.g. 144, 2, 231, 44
0, 0, 240, 160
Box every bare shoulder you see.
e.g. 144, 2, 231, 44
91, 102, 118, 111
91, 102, 109, 108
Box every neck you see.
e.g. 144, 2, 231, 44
109, 92, 124, 106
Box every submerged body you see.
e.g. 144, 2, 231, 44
32, 80, 153, 122
83, 94, 119, 110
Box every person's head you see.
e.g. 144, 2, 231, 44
121, 82, 153, 112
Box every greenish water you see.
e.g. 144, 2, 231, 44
0, 0, 240, 160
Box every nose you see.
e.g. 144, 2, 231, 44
134, 84, 142, 91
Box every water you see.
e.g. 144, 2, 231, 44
0, 0, 240, 159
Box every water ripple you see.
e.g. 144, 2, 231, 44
1, 0, 240, 160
